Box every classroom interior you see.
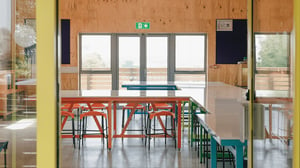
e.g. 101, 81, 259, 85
0, 0, 299, 168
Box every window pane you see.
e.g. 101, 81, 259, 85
81, 35, 111, 71
255, 34, 289, 68
255, 34, 290, 90
175, 35, 205, 71
119, 36, 140, 89
146, 36, 168, 81
81, 74, 112, 90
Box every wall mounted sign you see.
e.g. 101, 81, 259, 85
216, 19, 233, 31
136, 22, 150, 29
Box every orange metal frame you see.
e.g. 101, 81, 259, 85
61, 96, 190, 150
255, 97, 293, 143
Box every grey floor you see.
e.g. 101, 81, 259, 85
61, 113, 208, 168
0, 109, 293, 168
60, 112, 293, 168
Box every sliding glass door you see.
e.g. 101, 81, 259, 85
118, 36, 140, 89
80, 34, 207, 90
80, 34, 112, 90
146, 36, 168, 82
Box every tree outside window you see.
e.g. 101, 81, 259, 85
256, 34, 289, 67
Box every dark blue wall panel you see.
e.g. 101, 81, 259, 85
216, 19, 247, 64
61, 19, 70, 64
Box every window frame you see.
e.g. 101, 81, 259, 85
79, 33, 207, 90
254, 32, 291, 91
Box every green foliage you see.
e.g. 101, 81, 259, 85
82, 53, 106, 69
256, 35, 289, 67
16, 55, 31, 78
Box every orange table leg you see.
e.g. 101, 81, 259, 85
107, 101, 112, 149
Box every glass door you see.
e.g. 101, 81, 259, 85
249, 0, 295, 167
146, 36, 168, 82
118, 36, 140, 89
80, 34, 112, 90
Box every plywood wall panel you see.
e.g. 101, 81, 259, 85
59, 0, 293, 89
254, 0, 293, 32
61, 73, 78, 90
208, 64, 240, 85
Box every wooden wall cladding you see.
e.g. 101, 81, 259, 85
59, 0, 293, 89
254, 0, 293, 32
61, 73, 78, 90
208, 64, 240, 86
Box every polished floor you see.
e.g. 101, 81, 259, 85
0, 109, 294, 168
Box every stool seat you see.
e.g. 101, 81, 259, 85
61, 111, 75, 130
149, 103, 173, 111
123, 103, 146, 110
61, 103, 88, 111
148, 111, 175, 120
145, 110, 176, 150
79, 111, 107, 148
122, 103, 146, 136
80, 111, 107, 119
91, 103, 107, 110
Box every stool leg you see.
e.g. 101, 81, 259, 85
145, 114, 148, 147
102, 116, 105, 145
165, 116, 167, 146
79, 117, 81, 149
222, 146, 225, 168
141, 109, 144, 138
174, 117, 176, 148
144, 110, 147, 135
122, 109, 125, 141
106, 117, 108, 148
153, 117, 156, 146
72, 118, 75, 148
4, 149, 7, 168
148, 117, 151, 150
82, 117, 85, 146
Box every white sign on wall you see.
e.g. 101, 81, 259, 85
216, 19, 233, 31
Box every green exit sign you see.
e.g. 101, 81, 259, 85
136, 22, 150, 29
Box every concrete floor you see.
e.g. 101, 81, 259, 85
0, 110, 293, 168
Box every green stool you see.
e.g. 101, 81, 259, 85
0, 141, 8, 168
